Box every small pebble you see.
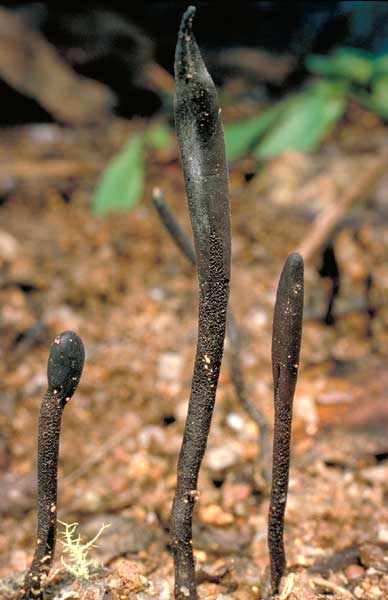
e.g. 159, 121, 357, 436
226, 412, 245, 432
0, 230, 19, 261
157, 352, 183, 382
249, 308, 268, 328
345, 564, 365, 579
377, 525, 388, 543
200, 504, 234, 526
206, 442, 241, 470
149, 287, 166, 302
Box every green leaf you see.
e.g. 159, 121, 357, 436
354, 72, 388, 118
92, 134, 144, 216
255, 81, 347, 159
145, 122, 172, 148
307, 48, 373, 84
373, 53, 388, 76
371, 74, 388, 118
224, 103, 285, 161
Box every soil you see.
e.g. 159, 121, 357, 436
0, 107, 388, 599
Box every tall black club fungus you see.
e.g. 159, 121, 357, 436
152, 187, 271, 485
20, 331, 85, 600
268, 253, 304, 596
170, 6, 231, 600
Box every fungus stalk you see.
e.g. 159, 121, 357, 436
20, 331, 85, 599
152, 188, 271, 485
169, 6, 231, 600
268, 254, 304, 596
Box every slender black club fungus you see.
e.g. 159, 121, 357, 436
152, 187, 196, 266
20, 331, 85, 600
152, 188, 271, 484
170, 6, 231, 600
268, 253, 304, 596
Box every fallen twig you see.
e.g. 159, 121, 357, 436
0, 7, 115, 124
297, 149, 388, 263
312, 576, 355, 598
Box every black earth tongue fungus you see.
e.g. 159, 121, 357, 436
169, 6, 231, 600
268, 253, 304, 597
152, 187, 196, 265
152, 187, 271, 486
20, 331, 85, 600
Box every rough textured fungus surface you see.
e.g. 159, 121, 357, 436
268, 253, 304, 595
20, 332, 84, 598
170, 7, 231, 599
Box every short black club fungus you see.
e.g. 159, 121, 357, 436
20, 331, 85, 599
268, 254, 304, 595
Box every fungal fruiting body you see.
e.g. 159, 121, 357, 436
20, 331, 85, 599
152, 189, 271, 484
268, 253, 304, 595
169, 6, 231, 600
152, 188, 197, 266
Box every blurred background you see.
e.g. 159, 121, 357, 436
1, 2, 388, 599
2, 2, 388, 122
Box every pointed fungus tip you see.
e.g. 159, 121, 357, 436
179, 6, 196, 36
152, 186, 162, 204
175, 6, 202, 88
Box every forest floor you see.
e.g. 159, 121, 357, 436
0, 106, 388, 599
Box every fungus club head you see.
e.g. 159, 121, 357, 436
47, 331, 85, 402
